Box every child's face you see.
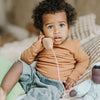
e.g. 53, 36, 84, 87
42, 11, 69, 45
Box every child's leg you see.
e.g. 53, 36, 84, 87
0, 87, 6, 100
0, 61, 23, 100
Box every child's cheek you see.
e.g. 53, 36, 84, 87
44, 30, 54, 38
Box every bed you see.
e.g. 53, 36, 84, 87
0, 14, 100, 100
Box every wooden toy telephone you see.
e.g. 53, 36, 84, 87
43, 38, 53, 49
41, 31, 53, 49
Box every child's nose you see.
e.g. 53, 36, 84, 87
54, 27, 59, 34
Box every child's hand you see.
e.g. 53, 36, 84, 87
38, 32, 45, 43
65, 77, 76, 90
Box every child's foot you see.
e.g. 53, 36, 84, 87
0, 87, 6, 100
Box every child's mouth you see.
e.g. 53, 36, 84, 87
54, 37, 62, 41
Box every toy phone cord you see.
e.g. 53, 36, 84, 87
51, 47, 66, 100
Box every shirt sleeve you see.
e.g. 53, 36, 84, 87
21, 40, 44, 65
69, 40, 89, 82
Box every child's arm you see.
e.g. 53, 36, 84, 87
21, 34, 45, 65
69, 40, 89, 81
65, 40, 89, 89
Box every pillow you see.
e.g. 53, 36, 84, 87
77, 34, 100, 84
68, 13, 97, 40
0, 35, 38, 62
0, 56, 25, 100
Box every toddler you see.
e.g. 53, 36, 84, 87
0, 0, 89, 100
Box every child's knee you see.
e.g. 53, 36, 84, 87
12, 61, 23, 74
13, 61, 22, 67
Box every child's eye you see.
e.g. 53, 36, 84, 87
60, 24, 64, 27
48, 26, 53, 29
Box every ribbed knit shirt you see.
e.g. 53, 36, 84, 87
21, 39, 89, 82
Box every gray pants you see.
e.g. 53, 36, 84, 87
15, 60, 64, 100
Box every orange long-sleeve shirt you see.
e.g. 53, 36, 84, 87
21, 39, 89, 82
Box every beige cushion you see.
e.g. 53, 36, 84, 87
69, 14, 96, 40
0, 35, 38, 62
77, 34, 100, 84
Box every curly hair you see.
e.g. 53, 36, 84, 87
32, 0, 77, 32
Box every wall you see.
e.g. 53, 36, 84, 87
12, 0, 100, 28
72, 0, 100, 25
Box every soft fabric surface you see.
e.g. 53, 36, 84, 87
78, 34, 100, 83
69, 14, 96, 40
0, 35, 38, 62
0, 56, 25, 100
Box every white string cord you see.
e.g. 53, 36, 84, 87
51, 47, 66, 100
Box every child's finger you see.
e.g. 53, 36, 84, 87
39, 34, 45, 39
65, 81, 71, 90
72, 83, 76, 87
68, 83, 73, 89
65, 79, 76, 90
40, 31, 43, 35
66, 83, 72, 90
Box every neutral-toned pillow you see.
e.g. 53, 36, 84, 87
77, 34, 100, 84
68, 14, 96, 40
0, 35, 38, 62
